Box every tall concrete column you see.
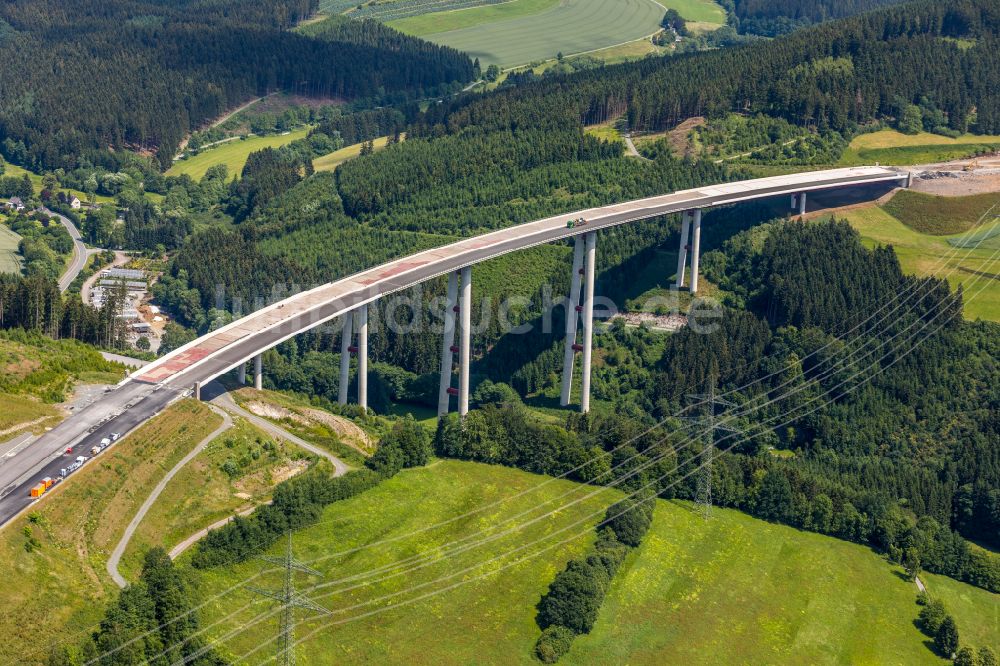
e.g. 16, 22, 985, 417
689, 209, 703, 295
790, 194, 798, 210
675, 211, 691, 289
253, 354, 263, 390
438, 271, 460, 417
579, 231, 596, 414
458, 266, 472, 417
237, 363, 246, 385
560, 237, 585, 407
338, 311, 354, 406
193, 382, 201, 401
357, 304, 368, 411
798, 191, 807, 216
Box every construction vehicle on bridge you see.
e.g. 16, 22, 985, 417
566, 217, 588, 229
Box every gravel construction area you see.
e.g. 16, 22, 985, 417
912, 169, 1000, 196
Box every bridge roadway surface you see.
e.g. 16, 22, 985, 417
0, 166, 907, 527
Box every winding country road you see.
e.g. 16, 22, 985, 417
42, 207, 91, 293
210, 390, 350, 476
106, 404, 233, 587
106, 383, 349, 586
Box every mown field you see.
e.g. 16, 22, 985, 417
190, 460, 621, 664
922, 567, 999, 655
392, 0, 666, 67
882, 189, 1000, 235
0, 221, 23, 274
313, 136, 391, 173
166, 127, 311, 180
839, 129, 1000, 166
564, 502, 987, 665
839, 196, 1000, 322
188, 460, 996, 664
386, 0, 558, 34
0, 401, 222, 665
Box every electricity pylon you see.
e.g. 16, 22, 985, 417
248, 532, 330, 666
683, 376, 741, 521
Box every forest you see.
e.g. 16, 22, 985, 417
728, 0, 909, 35
423, 0, 1000, 137
0, 3, 473, 171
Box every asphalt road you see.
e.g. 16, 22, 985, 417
0, 382, 183, 527
42, 207, 89, 293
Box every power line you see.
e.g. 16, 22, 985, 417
684, 373, 742, 520
247, 532, 330, 666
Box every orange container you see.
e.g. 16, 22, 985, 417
42, 477, 54, 489
30, 484, 45, 498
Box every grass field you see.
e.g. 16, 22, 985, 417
166, 127, 311, 180
585, 122, 625, 144
313, 136, 391, 172
189, 461, 996, 663
0, 222, 23, 274
565, 502, 951, 665
387, 0, 558, 35
882, 189, 1000, 235
0, 393, 61, 436
922, 570, 999, 654
660, 0, 726, 24
839, 129, 1000, 167
839, 205, 1000, 322
118, 416, 315, 580
393, 0, 666, 67
190, 460, 621, 664
0, 401, 222, 665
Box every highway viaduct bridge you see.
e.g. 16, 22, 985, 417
0, 166, 910, 525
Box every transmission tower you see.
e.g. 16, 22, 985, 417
248, 532, 330, 666
683, 376, 741, 521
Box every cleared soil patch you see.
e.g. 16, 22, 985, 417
234, 387, 374, 456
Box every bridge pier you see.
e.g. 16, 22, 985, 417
337, 305, 369, 410
560, 236, 585, 407
675, 211, 692, 289
193, 381, 201, 401
579, 231, 596, 414
438, 271, 460, 417
798, 191, 807, 215
689, 209, 703, 295
253, 354, 262, 390
338, 310, 354, 406
358, 304, 368, 411
237, 362, 246, 385
458, 266, 472, 417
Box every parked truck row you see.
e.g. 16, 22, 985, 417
28, 432, 120, 499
